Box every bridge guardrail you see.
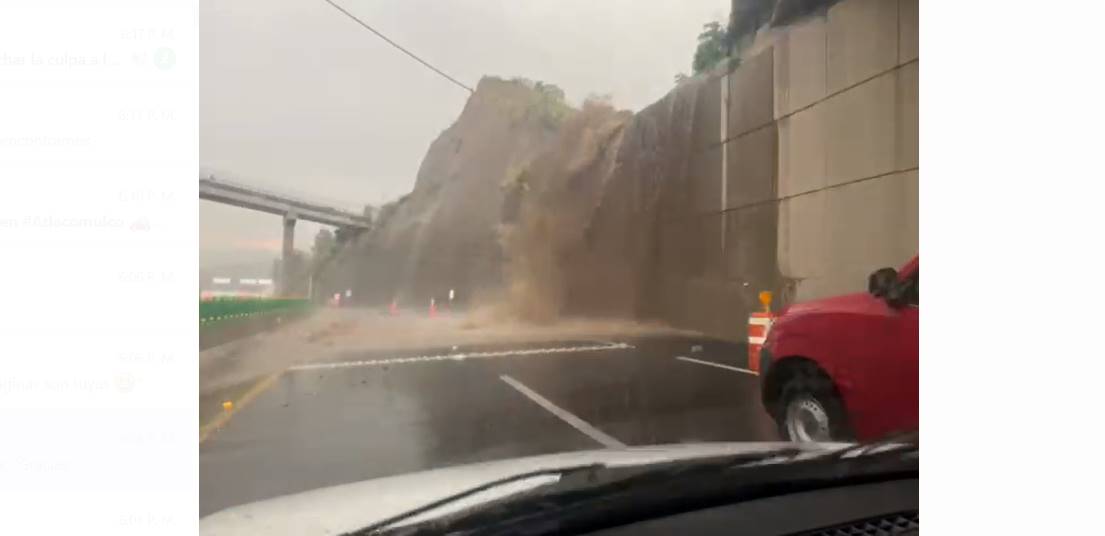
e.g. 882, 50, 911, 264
199, 175, 366, 219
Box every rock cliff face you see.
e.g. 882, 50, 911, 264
348, 72, 735, 331
505, 72, 775, 339
347, 77, 567, 306
508, 75, 719, 322
345, 0, 918, 344
498, 102, 634, 322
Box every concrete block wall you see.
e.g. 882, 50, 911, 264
570, 0, 916, 341
775, 0, 919, 302
718, 41, 782, 319
648, 0, 917, 339
648, 47, 780, 339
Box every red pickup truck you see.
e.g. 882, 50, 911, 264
760, 256, 918, 442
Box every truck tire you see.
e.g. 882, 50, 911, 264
776, 361, 852, 442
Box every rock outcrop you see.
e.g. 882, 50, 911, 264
339, 0, 918, 344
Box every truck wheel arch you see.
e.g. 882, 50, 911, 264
761, 356, 830, 416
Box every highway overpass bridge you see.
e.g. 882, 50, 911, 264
199, 174, 371, 295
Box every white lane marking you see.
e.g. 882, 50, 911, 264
675, 355, 758, 376
499, 374, 626, 449
748, 336, 766, 345
288, 342, 634, 371
748, 317, 773, 326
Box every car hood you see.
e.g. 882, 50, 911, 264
200, 441, 843, 536
779, 291, 885, 318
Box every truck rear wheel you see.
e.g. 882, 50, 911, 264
776, 361, 852, 442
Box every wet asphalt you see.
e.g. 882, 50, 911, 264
199, 335, 777, 517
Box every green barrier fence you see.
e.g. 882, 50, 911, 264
199, 297, 311, 323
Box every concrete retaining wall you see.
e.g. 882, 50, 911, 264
775, 0, 918, 302
579, 0, 917, 339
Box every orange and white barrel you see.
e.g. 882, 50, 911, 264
748, 312, 774, 373
748, 291, 775, 373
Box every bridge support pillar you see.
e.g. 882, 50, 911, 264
279, 213, 296, 296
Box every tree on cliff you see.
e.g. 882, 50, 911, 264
531, 81, 571, 129
687, 0, 778, 77
533, 81, 565, 103
691, 21, 731, 75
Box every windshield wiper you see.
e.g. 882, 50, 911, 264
374, 443, 917, 536
342, 463, 604, 535
350, 446, 808, 536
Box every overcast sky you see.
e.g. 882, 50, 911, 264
200, 0, 729, 271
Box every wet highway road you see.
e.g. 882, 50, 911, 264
199, 336, 777, 517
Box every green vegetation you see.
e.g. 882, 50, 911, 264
685, 0, 780, 79
532, 81, 572, 129
510, 77, 573, 129
692, 21, 732, 75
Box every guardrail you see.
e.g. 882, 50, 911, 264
199, 297, 311, 324
199, 173, 362, 214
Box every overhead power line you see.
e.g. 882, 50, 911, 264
319, 0, 475, 94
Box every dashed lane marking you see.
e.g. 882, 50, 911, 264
199, 371, 283, 444
286, 342, 634, 371
675, 355, 758, 375
499, 374, 627, 449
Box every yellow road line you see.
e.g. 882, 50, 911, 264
199, 371, 283, 444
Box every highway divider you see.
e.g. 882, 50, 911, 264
199, 297, 311, 324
